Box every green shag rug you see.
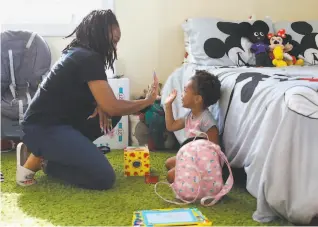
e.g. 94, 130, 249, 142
1, 150, 288, 226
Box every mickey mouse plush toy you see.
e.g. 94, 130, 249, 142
279, 29, 305, 66
241, 21, 273, 67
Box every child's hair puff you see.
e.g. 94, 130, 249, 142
191, 70, 221, 108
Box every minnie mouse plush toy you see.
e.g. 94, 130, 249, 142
267, 29, 302, 66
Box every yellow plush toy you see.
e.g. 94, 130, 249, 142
268, 33, 288, 67
272, 46, 288, 67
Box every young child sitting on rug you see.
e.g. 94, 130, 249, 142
164, 70, 221, 183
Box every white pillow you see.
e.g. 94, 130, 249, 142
183, 17, 274, 66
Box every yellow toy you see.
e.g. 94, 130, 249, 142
272, 46, 288, 67
124, 146, 150, 176
267, 33, 287, 67
285, 56, 304, 66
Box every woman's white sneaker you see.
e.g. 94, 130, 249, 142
16, 142, 36, 186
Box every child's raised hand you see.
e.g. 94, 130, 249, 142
165, 89, 177, 105
146, 72, 159, 104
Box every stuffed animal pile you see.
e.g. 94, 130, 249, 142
267, 29, 304, 67
245, 26, 305, 67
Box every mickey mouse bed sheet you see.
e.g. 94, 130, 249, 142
161, 63, 318, 224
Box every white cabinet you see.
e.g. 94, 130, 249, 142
93, 78, 130, 149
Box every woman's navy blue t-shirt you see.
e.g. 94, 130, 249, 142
23, 47, 107, 127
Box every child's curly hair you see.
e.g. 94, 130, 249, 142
191, 70, 221, 108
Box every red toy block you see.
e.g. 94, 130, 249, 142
145, 174, 159, 184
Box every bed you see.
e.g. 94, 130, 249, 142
161, 17, 318, 224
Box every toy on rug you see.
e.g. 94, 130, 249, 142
144, 171, 159, 184
97, 145, 111, 154
131, 208, 212, 226
124, 146, 150, 176
1, 139, 18, 152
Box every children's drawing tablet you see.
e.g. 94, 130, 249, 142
132, 208, 212, 226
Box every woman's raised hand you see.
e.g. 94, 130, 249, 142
146, 72, 159, 104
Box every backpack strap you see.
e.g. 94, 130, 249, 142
8, 49, 17, 101
8, 32, 37, 124
154, 182, 190, 205
155, 163, 202, 205
26, 82, 32, 105
25, 33, 36, 106
18, 100, 24, 124
9, 49, 25, 125
200, 150, 234, 206
26, 32, 36, 49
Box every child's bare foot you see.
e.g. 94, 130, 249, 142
165, 156, 176, 170
167, 168, 175, 183
16, 143, 42, 186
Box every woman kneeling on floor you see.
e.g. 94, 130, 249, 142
16, 9, 159, 190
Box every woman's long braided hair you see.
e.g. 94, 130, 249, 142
63, 9, 119, 72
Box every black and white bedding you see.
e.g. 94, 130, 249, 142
161, 63, 318, 224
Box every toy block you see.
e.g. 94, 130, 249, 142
124, 146, 150, 176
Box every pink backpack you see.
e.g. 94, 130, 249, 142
155, 132, 234, 206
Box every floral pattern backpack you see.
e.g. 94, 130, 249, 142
155, 131, 234, 206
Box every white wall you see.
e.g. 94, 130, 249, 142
43, 0, 318, 97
